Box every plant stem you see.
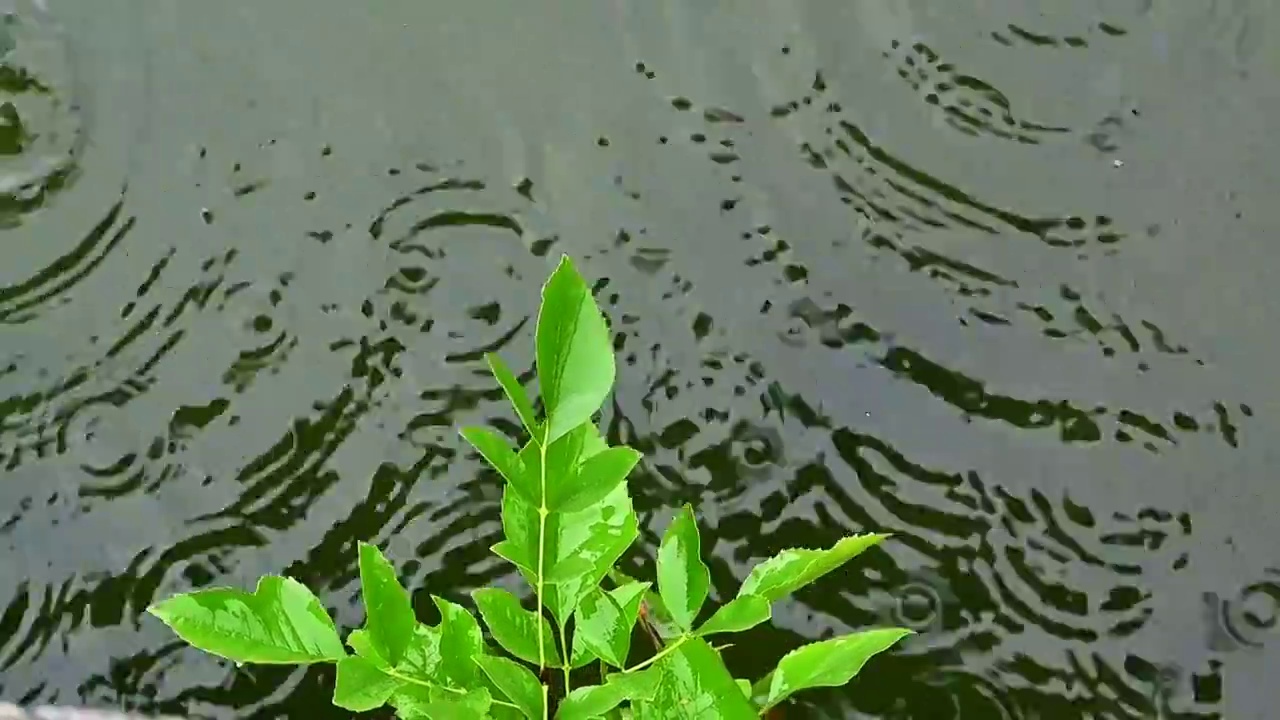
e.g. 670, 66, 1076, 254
384, 669, 521, 711
622, 634, 688, 675
536, 437, 549, 669
558, 619, 571, 695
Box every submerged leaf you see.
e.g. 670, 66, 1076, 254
656, 505, 709, 632
761, 628, 914, 710
358, 542, 417, 666
472, 587, 560, 666
333, 655, 402, 711
474, 654, 545, 719
535, 255, 615, 445
147, 575, 345, 664
486, 352, 539, 440
739, 534, 888, 602
695, 595, 771, 637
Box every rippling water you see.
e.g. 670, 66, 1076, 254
2, 1, 1277, 717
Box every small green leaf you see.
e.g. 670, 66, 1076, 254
333, 655, 402, 711
734, 678, 751, 698
461, 426, 537, 504
146, 575, 345, 664
761, 628, 914, 711
358, 542, 416, 666
695, 595, 771, 637
472, 587, 560, 666
555, 669, 660, 720
635, 637, 755, 718
535, 255, 615, 445
393, 686, 493, 719
610, 570, 681, 641
395, 623, 443, 682
739, 534, 888, 603
346, 628, 385, 665
474, 655, 545, 719
570, 582, 647, 668
656, 505, 709, 632
550, 446, 641, 512
434, 596, 484, 688
486, 352, 539, 440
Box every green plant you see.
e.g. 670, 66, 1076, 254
146, 255, 913, 718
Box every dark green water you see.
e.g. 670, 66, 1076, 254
2, 1, 1277, 717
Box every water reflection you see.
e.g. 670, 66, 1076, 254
1, 1, 1277, 718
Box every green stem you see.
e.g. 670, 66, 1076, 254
558, 618, 572, 695
622, 634, 688, 675
536, 437, 549, 668
384, 669, 521, 711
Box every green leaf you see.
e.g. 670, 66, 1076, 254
395, 623, 443, 682
358, 542, 417, 666
486, 352, 539, 440
461, 426, 538, 504
434, 596, 485, 688
761, 628, 914, 711
656, 505, 709, 632
502, 481, 639, 623
739, 534, 888, 603
555, 670, 661, 720
393, 685, 493, 719
695, 595, 770, 637
535, 255, 614, 445
146, 575, 345, 664
734, 679, 751, 698
571, 582, 648, 668
346, 628, 385, 665
633, 638, 755, 719
610, 570, 681, 641
550, 446, 641, 513
333, 655, 402, 711
472, 587, 560, 666
474, 655, 545, 719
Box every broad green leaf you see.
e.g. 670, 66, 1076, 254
333, 655, 402, 711
535, 255, 614, 445
571, 582, 648, 668
739, 534, 888, 603
555, 669, 661, 720
695, 595, 770, 637
550, 446, 641, 513
610, 570, 681, 641
518, 422, 607, 512
472, 587, 560, 666
395, 623, 443, 682
461, 426, 538, 504
486, 352, 539, 440
656, 505, 708, 632
632, 638, 755, 719
474, 654, 545, 719
434, 596, 484, 688
761, 628, 914, 711
146, 575, 345, 664
502, 482, 639, 623
346, 628, 385, 665
392, 685, 493, 719
358, 542, 416, 665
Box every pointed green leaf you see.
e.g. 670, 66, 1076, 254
734, 678, 751, 698
461, 426, 538, 504
610, 570, 681, 641
633, 637, 755, 718
550, 446, 641, 512
571, 582, 647, 668
761, 628, 914, 710
695, 595, 770, 637
502, 482, 639, 624
358, 542, 416, 665
486, 352, 539, 439
472, 587, 560, 666
656, 505, 709, 631
739, 534, 888, 602
555, 669, 661, 720
146, 575, 345, 664
346, 628, 385, 665
434, 596, 484, 688
333, 655, 402, 711
394, 623, 443, 682
519, 422, 605, 511
474, 654, 545, 719
535, 255, 614, 445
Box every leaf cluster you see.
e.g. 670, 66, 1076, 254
147, 256, 912, 718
